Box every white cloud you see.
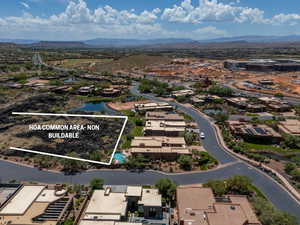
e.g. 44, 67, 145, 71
48, 0, 160, 25
0, 0, 164, 40
20, 2, 30, 9
1, 0, 300, 40
161, 0, 300, 25
193, 26, 227, 37
270, 13, 300, 25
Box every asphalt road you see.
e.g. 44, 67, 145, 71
0, 84, 299, 221
130, 85, 236, 165
129, 84, 300, 221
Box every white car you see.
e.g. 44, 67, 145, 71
200, 132, 205, 139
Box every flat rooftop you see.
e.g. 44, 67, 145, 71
85, 190, 127, 216
0, 185, 45, 215
278, 120, 300, 136
176, 186, 261, 225
131, 147, 190, 155
228, 121, 281, 137
79, 221, 142, 225
138, 189, 161, 207
80, 221, 115, 225
206, 204, 249, 225
145, 120, 186, 131
131, 136, 186, 147
146, 112, 184, 121
135, 102, 172, 109
126, 186, 142, 197
229, 195, 261, 224
36, 189, 62, 202
177, 187, 215, 213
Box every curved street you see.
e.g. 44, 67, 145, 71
0, 83, 299, 221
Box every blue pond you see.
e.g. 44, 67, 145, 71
74, 102, 117, 115
113, 153, 126, 164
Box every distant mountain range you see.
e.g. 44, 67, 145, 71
1, 35, 300, 48
198, 35, 300, 43
0, 39, 38, 44
84, 38, 194, 47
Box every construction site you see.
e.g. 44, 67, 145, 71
139, 57, 300, 98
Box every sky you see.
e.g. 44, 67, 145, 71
1, 0, 300, 40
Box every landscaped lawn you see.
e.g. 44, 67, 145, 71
120, 110, 144, 149
132, 126, 143, 136
244, 142, 300, 153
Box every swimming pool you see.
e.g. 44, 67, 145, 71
113, 153, 126, 164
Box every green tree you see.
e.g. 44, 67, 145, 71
252, 197, 298, 225
197, 152, 218, 169
208, 85, 233, 97
153, 86, 167, 96
90, 178, 104, 190
61, 152, 86, 173
125, 154, 148, 170
274, 93, 284, 98
13, 73, 27, 81
155, 178, 177, 203
203, 180, 227, 196
72, 184, 83, 196
284, 162, 297, 174
176, 96, 188, 103
282, 134, 300, 149
214, 112, 229, 125
177, 155, 193, 170
184, 132, 196, 145
291, 169, 300, 182
63, 219, 74, 225
226, 176, 252, 195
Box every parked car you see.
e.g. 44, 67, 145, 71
200, 132, 205, 139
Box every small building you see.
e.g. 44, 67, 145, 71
79, 186, 165, 225
134, 102, 173, 113
81, 189, 128, 222
6, 82, 23, 89
267, 103, 291, 112
258, 97, 291, 112
227, 120, 282, 143
258, 97, 279, 104
144, 120, 186, 137
24, 79, 50, 88
176, 186, 261, 225
190, 96, 205, 105
172, 89, 194, 98
130, 136, 190, 161
258, 79, 274, 85
145, 112, 184, 122
52, 86, 72, 94
0, 184, 72, 225
278, 120, 300, 137
226, 97, 266, 113
101, 88, 121, 97
78, 85, 95, 95
138, 189, 163, 219
144, 112, 186, 137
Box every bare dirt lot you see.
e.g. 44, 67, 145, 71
107, 100, 151, 111
234, 72, 300, 97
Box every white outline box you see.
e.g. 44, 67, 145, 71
9, 112, 128, 165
